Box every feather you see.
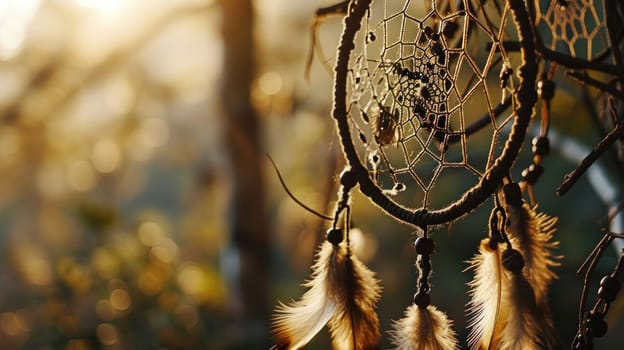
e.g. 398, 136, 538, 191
271, 241, 341, 349
504, 203, 560, 306
503, 203, 559, 348
466, 239, 558, 349
271, 240, 381, 350
327, 245, 382, 350
466, 239, 507, 350
390, 304, 460, 350
497, 272, 552, 350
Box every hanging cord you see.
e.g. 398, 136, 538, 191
413, 226, 434, 308
326, 167, 358, 245
572, 230, 624, 349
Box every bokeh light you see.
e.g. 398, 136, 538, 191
0, 0, 41, 60
92, 139, 122, 174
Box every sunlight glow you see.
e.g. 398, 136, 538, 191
92, 139, 122, 174
0, 0, 41, 60
76, 0, 123, 13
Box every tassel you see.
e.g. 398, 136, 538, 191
390, 304, 460, 350
272, 238, 381, 350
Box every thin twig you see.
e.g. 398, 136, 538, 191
266, 154, 333, 221
566, 71, 624, 102
557, 120, 624, 196
538, 46, 619, 75
305, 1, 350, 79
576, 230, 614, 331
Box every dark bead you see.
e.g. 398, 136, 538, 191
339, 168, 358, 190
537, 78, 555, 100
326, 228, 343, 245
521, 163, 544, 184
413, 291, 430, 308
597, 275, 621, 301
532, 136, 550, 156
589, 316, 608, 338
502, 183, 523, 207
414, 237, 435, 255
502, 248, 525, 273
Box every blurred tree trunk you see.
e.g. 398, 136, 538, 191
220, 0, 269, 345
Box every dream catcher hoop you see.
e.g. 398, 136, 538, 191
333, 0, 538, 227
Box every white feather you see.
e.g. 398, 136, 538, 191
466, 239, 506, 349
272, 241, 341, 349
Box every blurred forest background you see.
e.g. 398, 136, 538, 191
0, 0, 622, 349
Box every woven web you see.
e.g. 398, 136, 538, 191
535, 0, 610, 61
346, 0, 522, 209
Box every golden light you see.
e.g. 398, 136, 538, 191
150, 237, 178, 264
0, 126, 20, 166
258, 71, 283, 96
177, 263, 205, 295
110, 289, 131, 311
126, 117, 170, 162
75, 0, 123, 13
96, 323, 119, 346
67, 160, 98, 191
95, 299, 115, 321
1, 312, 20, 336
12, 244, 52, 286
37, 164, 67, 199
57, 258, 92, 293
137, 267, 166, 296
66, 339, 92, 350
92, 139, 122, 174
0, 0, 41, 60
348, 228, 378, 263
1, 309, 33, 337
138, 221, 165, 247
91, 248, 120, 279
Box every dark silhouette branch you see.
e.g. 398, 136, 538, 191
557, 116, 624, 196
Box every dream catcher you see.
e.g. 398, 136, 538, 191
269, 0, 621, 349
